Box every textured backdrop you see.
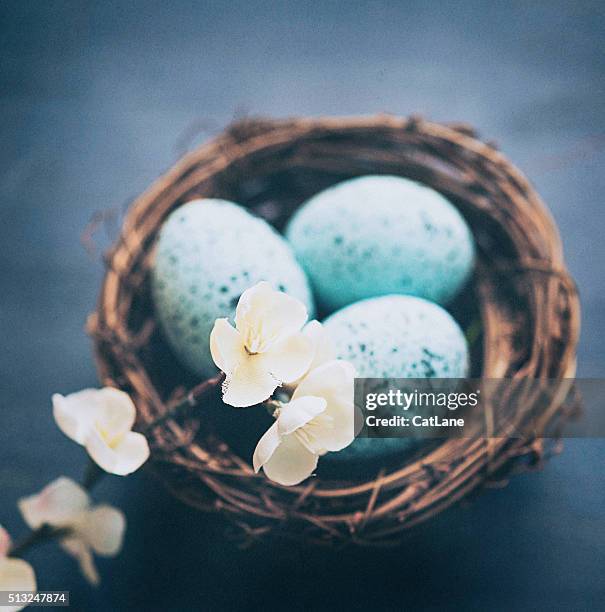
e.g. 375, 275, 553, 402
1, 1, 604, 610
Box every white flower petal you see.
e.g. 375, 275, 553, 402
313, 399, 355, 453
78, 506, 126, 557
112, 432, 150, 475
84, 429, 116, 475
277, 396, 327, 436
0, 526, 11, 558
61, 538, 99, 586
252, 421, 281, 473
235, 282, 308, 352
292, 360, 356, 452
258, 332, 314, 383
53, 388, 136, 446
0, 558, 36, 610
85, 430, 149, 476
210, 318, 245, 373
94, 388, 137, 441
52, 390, 103, 445
262, 433, 318, 486
302, 320, 336, 372
18, 477, 90, 530
293, 359, 356, 403
222, 358, 280, 407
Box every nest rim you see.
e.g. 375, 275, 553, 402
89, 114, 580, 545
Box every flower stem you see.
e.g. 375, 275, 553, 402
8, 525, 71, 558
83, 459, 105, 490
138, 372, 225, 434
8, 374, 225, 560
465, 317, 483, 347
265, 399, 281, 418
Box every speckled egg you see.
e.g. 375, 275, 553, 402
322, 295, 469, 462
151, 199, 314, 377
286, 175, 475, 312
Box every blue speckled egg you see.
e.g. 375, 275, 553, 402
151, 199, 314, 377
322, 295, 469, 462
286, 175, 475, 312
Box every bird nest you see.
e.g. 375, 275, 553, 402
89, 115, 580, 546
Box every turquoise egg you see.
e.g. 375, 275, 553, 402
151, 199, 314, 378
286, 175, 475, 312
322, 295, 469, 462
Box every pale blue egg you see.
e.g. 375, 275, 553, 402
151, 199, 314, 378
286, 175, 475, 312
322, 295, 469, 462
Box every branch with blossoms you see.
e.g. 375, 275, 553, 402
1, 282, 355, 608
210, 282, 356, 485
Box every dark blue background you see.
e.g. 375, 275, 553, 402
1, 1, 604, 610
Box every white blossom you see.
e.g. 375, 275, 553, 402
253, 360, 356, 485
210, 282, 314, 407
18, 478, 125, 586
53, 388, 150, 476
287, 319, 336, 387
0, 526, 36, 612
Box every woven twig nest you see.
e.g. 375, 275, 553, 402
90, 115, 580, 546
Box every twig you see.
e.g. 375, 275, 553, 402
82, 459, 105, 490
8, 373, 225, 559
138, 372, 225, 434
9, 525, 71, 558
